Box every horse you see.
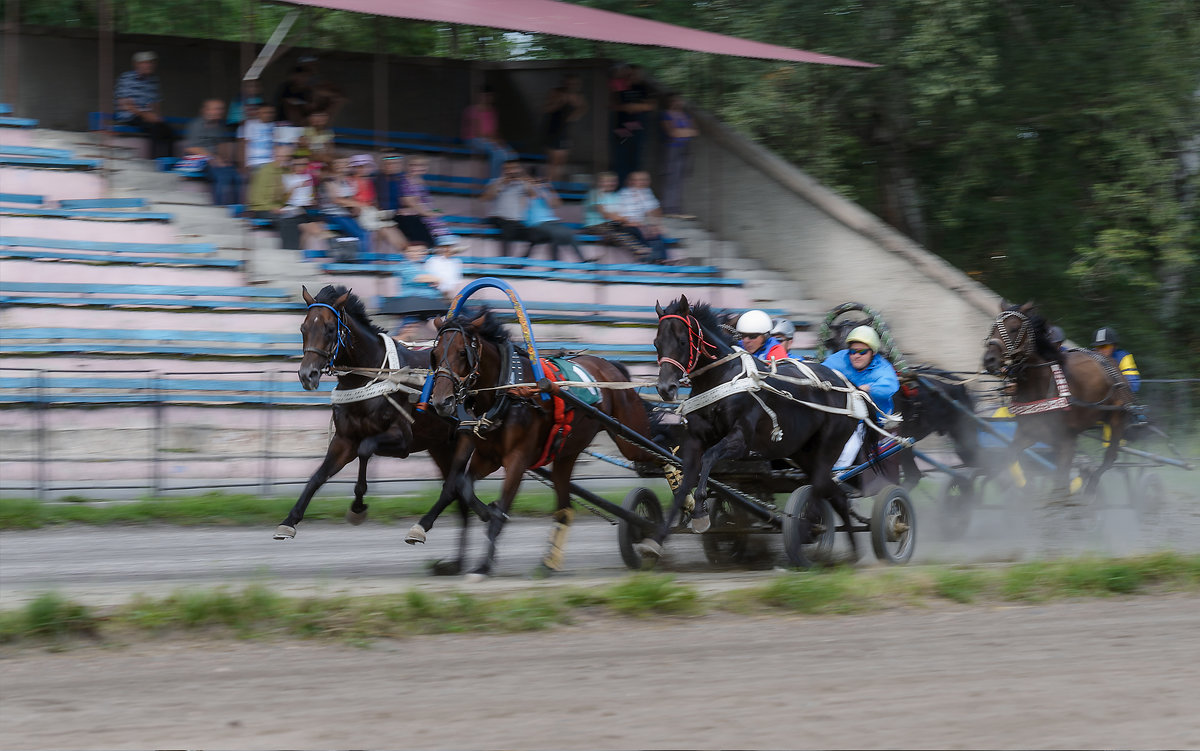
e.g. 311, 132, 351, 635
278, 285, 473, 547
648, 295, 872, 560
419, 309, 659, 577
981, 300, 1133, 499
893, 366, 980, 489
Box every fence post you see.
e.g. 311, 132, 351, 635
35, 370, 47, 501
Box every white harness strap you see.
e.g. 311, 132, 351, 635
329, 334, 418, 420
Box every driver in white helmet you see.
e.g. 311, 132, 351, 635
736, 309, 789, 362
770, 318, 796, 355
822, 325, 900, 470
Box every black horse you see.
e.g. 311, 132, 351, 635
277, 285, 469, 542
648, 295, 872, 560
893, 366, 980, 489
420, 309, 659, 577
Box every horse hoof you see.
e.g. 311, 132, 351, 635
273, 525, 296, 540
690, 514, 711, 534
464, 572, 489, 584
345, 507, 368, 526
430, 559, 462, 576
633, 539, 663, 559
405, 523, 427, 545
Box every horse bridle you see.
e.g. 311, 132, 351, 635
984, 310, 1036, 376
656, 313, 720, 378
431, 322, 482, 408
304, 302, 351, 373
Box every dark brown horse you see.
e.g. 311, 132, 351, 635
982, 301, 1133, 498
277, 285, 469, 543
419, 309, 658, 577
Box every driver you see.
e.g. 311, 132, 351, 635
822, 325, 900, 470
1092, 326, 1140, 393
735, 309, 789, 361
770, 318, 796, 356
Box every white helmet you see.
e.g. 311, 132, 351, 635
845, 325, 881, 353
736, 310, 773, 336
771, 319, 796, 339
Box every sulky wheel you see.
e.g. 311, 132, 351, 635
701, 498, 751, 566
871, 485, 917, 564
617, 487, 664, 570
937, 476, 975, 541
782, 485, 837, 568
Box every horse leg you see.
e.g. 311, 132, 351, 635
346, 455, 370, 525
636, 435, 703, 560
897, 452, 922, 491
348, 423, 412, 525
406, 434, 477, 545
469, 453, 530, 579
275, 435, 357, 539
1084, 412, 1127, 496
690, 427, 749, 533
537, 455, 579, 575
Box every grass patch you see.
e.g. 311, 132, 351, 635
0, 489, 571, 530
4, 553, 1199, 647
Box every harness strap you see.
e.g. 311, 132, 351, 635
1010, 362, 1072, 415
330, 334, 418, 407
530, 358, 576, 469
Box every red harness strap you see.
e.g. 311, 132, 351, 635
530, 358, 575, 469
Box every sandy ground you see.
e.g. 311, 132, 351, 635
3, 596, 1200, 750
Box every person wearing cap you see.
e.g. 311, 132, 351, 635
114, 51, 176, 159
771, 319, 796, 355
1092, 326, 1140, 392
1047, 325, 1068, 353
735, 310, 789, 362
822, 325, 900, 469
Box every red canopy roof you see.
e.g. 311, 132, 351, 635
284, 0, 877, 68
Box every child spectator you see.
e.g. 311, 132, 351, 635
238, 101, 278, 173
298, 109, 335, 165
227, 78, 263, 129
113, 51, 176, 159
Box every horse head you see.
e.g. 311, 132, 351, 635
654, 295, 723, 403
429, 312, 493, 419
299, 285, 352, 390
982, 300, 1043, 377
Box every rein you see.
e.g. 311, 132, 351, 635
304, 302, 350, 371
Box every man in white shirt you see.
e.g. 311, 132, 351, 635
612, 171, 668, 262
481, 160, 538, 257
238, 101, 279, 172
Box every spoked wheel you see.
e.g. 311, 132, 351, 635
782, 485, 837, 568
938, 476, 975, 541
1134, 472, 1166, 524
701, 498, 751, 567
617, 487, 664, 570
871, 485, 917, 565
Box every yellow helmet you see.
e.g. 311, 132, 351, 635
845, 325, 881, 353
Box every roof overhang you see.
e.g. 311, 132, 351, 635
282, 0, 878, 68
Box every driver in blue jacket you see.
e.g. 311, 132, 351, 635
822, 325, 900, 470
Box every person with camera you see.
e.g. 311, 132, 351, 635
482, 160, 539, 257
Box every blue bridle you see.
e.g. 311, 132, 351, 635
304, 302, 349, 368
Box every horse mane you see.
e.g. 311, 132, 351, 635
450, 307, 513, 345
662, 297, 735, 354
316, 285, 386, 335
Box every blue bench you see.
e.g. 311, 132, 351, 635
0, 247, 242, 269
0, 145, 74, 159
0, 295, 302, 312
0, 155, 100, 170
319, 261, 743, 287
0, 236, 217, 254
89, 112, 189, 134
0, 193, 44, 205
425, 174, 586, 201
0, 104, 11, 115
0, 282, 300, 312
1, 328, 299, 357
0, 281, 291, 297
333, 127, 547, 162
58, 198, 148, 210
0, 206, 170, 221
0, 116, 38, 128
0, 375, 331, 406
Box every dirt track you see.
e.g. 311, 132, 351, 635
3, 595, 1199, 749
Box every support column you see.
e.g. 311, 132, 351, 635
3, 0, 19, 107
374, 18, 387, 150
97, 0, 113, 129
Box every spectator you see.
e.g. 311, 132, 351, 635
660, 93, 697, 219
582, 171, 650, 260
182, 98, 241, 206
613, 171, 668, 263
523, 170, 590, 263
462, 86, 516, 180
227, 78, 262, 129
246, 145, 322, 250
416, 241, 466, 298
482, 160, 538, 257
298, 109, 335, 165
379, 153, 407, 213
237, 101, 278, 173
113, 51, 176, 159
280, 152, 329, 250
318, 156, 371, 259
348, 154, 409, 254
611, 64, 654, 186
397, 154, 462, 251
543, 74, 587, 184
